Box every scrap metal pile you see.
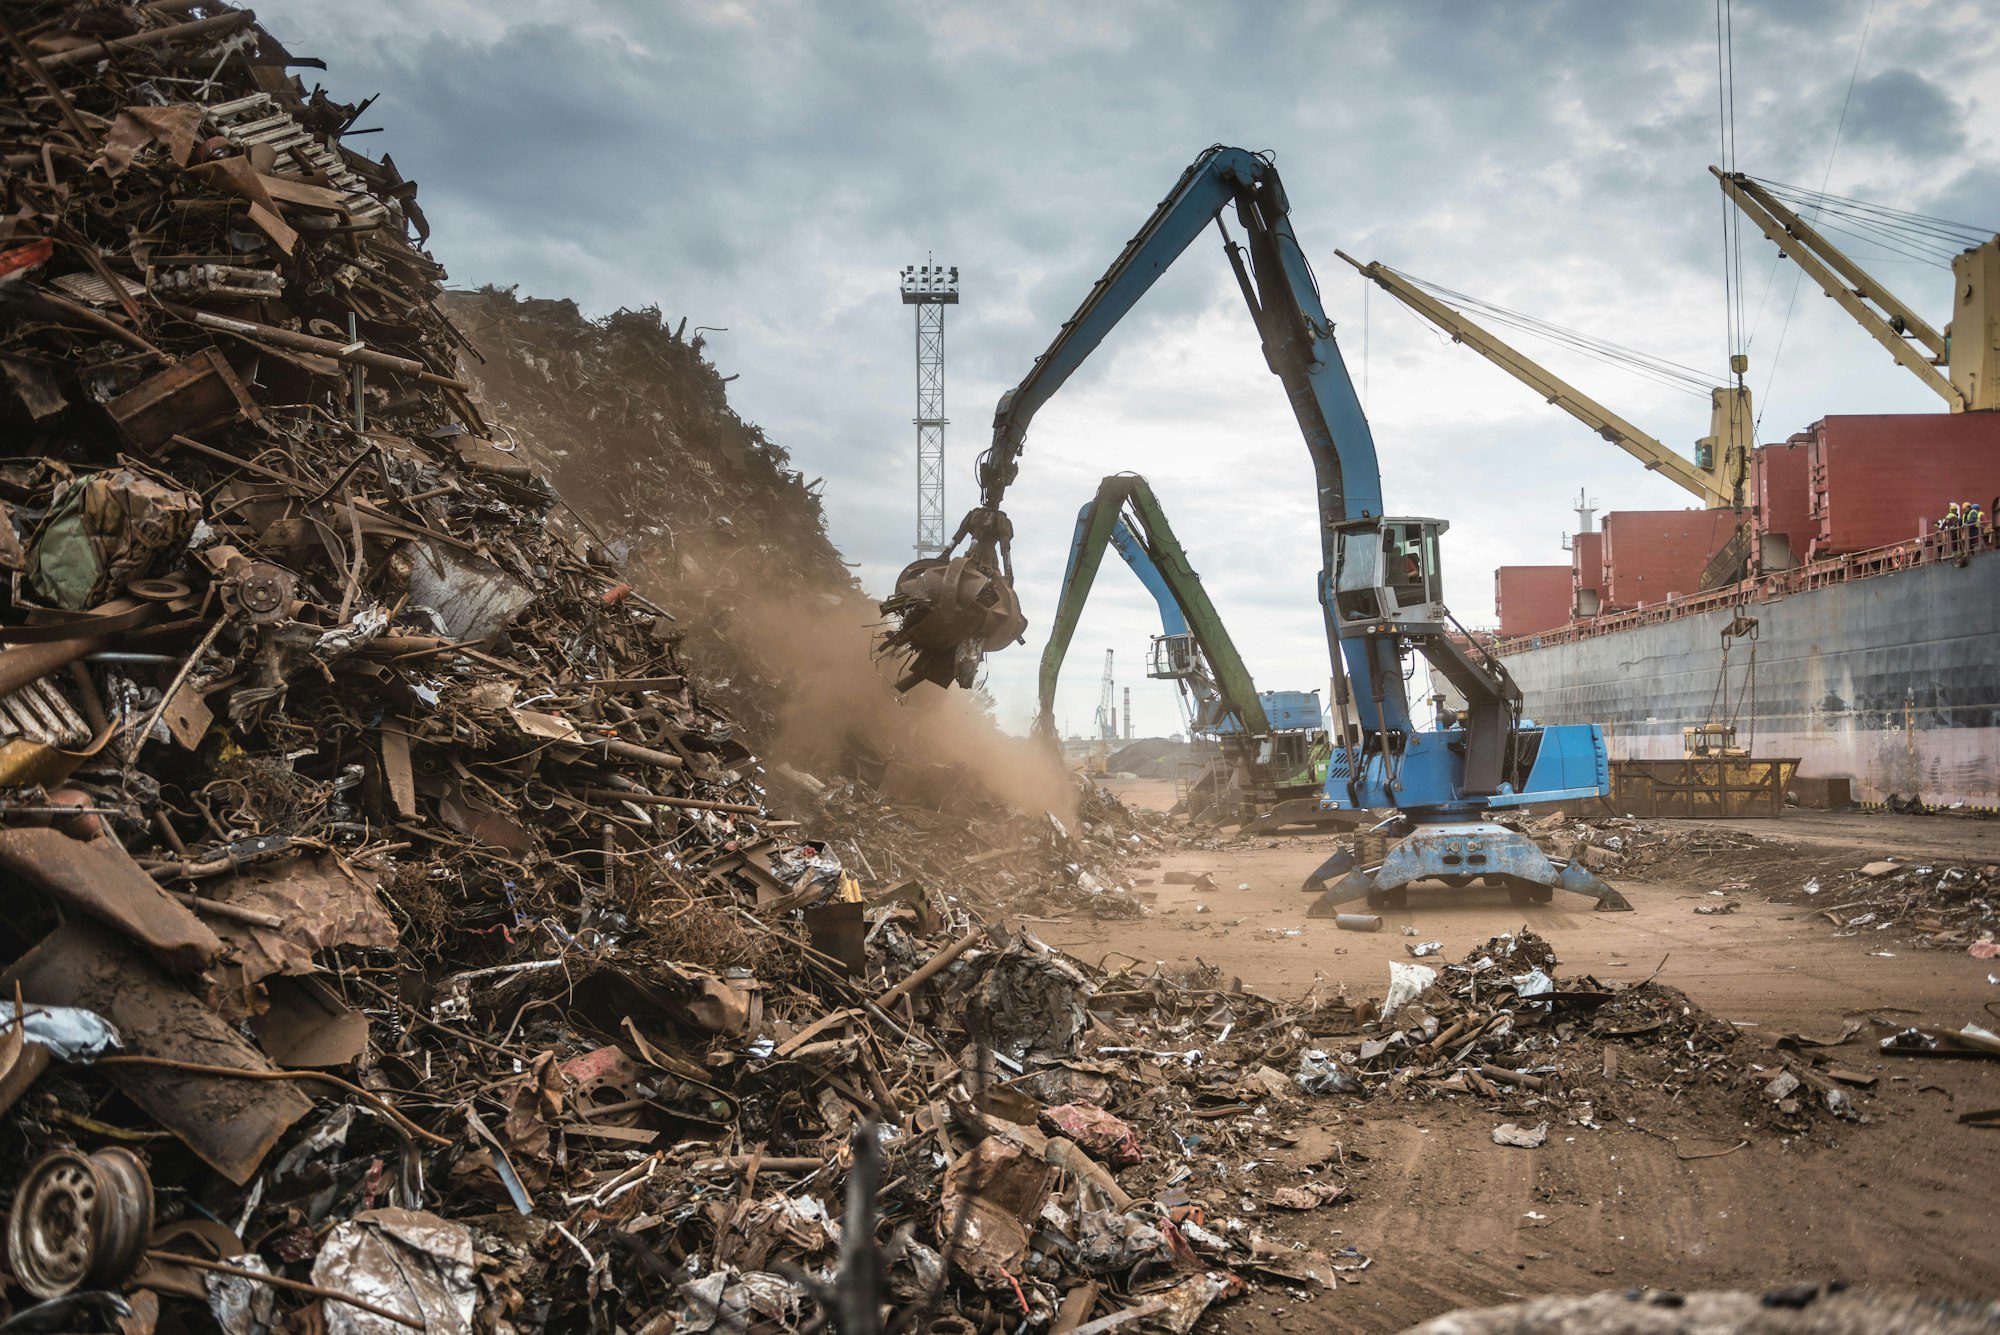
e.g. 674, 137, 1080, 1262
772, 766, 1171, 923
1520, 813, 1766, 880
0, 7, 1298, 1332
1791, 857, 2000, 951
437, 286, 856, 739
1301, 930, 1870, 1137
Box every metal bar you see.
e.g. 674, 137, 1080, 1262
1724, 173, 1949, 361
169, 306, 469, 390
31, 9, 256, 69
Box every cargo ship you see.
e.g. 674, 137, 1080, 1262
1495, 412, 1999, 809
1348, 177, 2000, 811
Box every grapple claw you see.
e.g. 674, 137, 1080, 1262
877, 555, 1027, 691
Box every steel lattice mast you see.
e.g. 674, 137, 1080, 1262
900, 260, 958, 555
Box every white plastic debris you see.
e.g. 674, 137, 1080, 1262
1383, 961, 1437, 1018
1295, 1049, 1361, 1094
1510, 968, 1555, 1000
0, 1002, 121, 1061
1492, 1122, 1548, 1148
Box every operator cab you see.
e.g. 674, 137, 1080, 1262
1331, 516, 1449, 635
1148, 632, 1200, 681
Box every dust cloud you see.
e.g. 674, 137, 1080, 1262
724, 586, 1080, 825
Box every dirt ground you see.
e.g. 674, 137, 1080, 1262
1049, 780, 2000, 1332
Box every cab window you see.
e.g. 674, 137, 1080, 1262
1385, 524, 1426, 606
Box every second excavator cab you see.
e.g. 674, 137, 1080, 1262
1331, 516, 1450, 635
1147, 632, 1202, 681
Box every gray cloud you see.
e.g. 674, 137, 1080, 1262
1843, 68, 1966, 155
259, 0, 1997, 739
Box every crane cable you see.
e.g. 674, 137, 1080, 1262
1750, 176, 1991, 264
1713, 0, 1754, 478
1393, 269, 1722, 399
1750, 0, 1877, 434
1716, 0, 1744, 371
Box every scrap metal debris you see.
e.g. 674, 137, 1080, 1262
1407, 1284, 2000, 1334
0, 9, 1305, 1331
1287, 930, 1872, 1136
1524, 814, 2000, 947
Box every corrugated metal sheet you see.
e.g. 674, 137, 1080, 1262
1753, 441, 1813, 566
1808, 412, 2000, 555
0, 676, 87, 748
1494, 566, 1571, 638
1598, 510, 1738, 610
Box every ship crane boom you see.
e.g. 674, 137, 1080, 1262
1334, 251, 1744, 509
1712, 168, 1997, 412
1712, 167, 1960, 407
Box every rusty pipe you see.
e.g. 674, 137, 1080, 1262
0, 598, 152, 698
874, 927, 983, 1007
170, 306, 469, 390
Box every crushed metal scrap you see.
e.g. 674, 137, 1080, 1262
1298, 928, 1873, 1136
436, 285, 859, 741
0, 7, 1316, 1332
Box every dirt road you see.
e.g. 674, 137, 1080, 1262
1045, 783, 2000, 1331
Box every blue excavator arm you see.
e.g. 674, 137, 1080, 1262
878, 145, 1621, 898
928, 147, 1405, 748
1105, 519, 1188, 638
1104, 517, 1234, 734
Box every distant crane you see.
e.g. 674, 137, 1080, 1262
1095, 649, 1117, 741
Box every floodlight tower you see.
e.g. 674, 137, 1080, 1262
900, 260, 959, 555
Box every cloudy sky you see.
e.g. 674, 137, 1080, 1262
262, 0, 1996, 738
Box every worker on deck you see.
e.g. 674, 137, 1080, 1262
1963, 500, 1988, 564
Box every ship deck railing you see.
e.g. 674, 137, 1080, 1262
1493, 523, 1997, 654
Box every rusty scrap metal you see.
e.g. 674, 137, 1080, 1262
0, 827, 222, 972
5, 1147, 154, 1299
0, 6, 1253, 1331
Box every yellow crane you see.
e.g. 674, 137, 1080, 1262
1334, 251, 1749, 509
1713, 169, 1998, 413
